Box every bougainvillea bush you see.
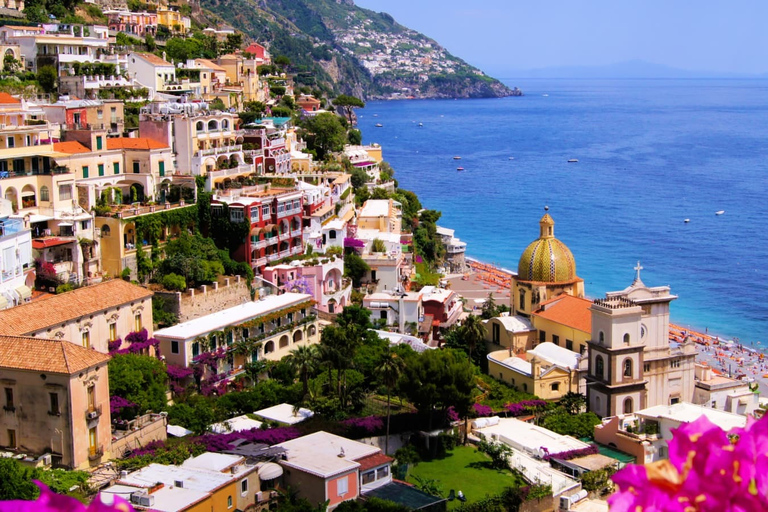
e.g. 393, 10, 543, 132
196, 426, 301, 452
505, 399, 547, 417
473, 403, 494, 417
341, 415, 385, 437
542, 444, 599, 461
609, 413, 768, 511
0, 481, 134, 511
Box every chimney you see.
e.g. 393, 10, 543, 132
163, 51, 167, 62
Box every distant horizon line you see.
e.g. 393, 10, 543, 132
494, 76, 768, 80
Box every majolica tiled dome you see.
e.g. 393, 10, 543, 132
517, 214, 577, 282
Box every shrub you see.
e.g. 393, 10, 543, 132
55, 283, 75, 294
161, 272, 187, 291
121, 267, 131, 281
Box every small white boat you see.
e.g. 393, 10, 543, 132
373, 114, 378, 117
568, 159, 579, 163
542, 94, 549, 97
509, 157, 515, 160
457, 167, 465, 171
375, 123, 383, 127
716, 210, 725, 215
684, 219, 690, 223
453, 156, 461, 160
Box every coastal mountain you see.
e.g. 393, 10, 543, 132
196, 0, 514, 99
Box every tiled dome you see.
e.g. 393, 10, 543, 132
517, 214, 577, 282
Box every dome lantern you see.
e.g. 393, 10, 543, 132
517, 214, 577, 283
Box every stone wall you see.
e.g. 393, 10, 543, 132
155, 275, 252, 323
110, 413, 167, 458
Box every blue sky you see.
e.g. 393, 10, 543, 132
354, 0, 768, 76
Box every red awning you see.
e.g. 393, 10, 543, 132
32, 238, 74, 249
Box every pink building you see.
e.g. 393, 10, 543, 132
106, 10, 158, 37
262, 255, 351, 314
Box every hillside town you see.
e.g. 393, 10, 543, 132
0, 4, 764, 512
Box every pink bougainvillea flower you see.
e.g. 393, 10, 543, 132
0, 482, 133, 512
609, 414, 768, 512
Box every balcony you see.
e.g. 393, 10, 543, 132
264, 236, 279, 246
198, 144, 243, 157
244, 149, 264, 158
85, 405, 102, 422
277, 207, 302, 219
290, 228, 303, 238
88, 445, 104, 461
251, 239, 267, 250
290, 246, 303, 256
253, 257, 267, 267
207, 164, 253, 181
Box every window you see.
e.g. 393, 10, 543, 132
241, 479, 248, 494
362, 471, 376, 484
133, 161, 140, 174
265, 341, 274, 354
59, 185, 72, 200
87, 386, 95, 412
623, 359, 633, 378
539, 330, 546, 343
40, 186, 49, 201
599, 331, 605, 344
337, 475, 348, 496
171, 341, 179, 354
670, 397, 680, 405
518, 289, 525, 311
623, 333, 630, 345
329, 230, 337, 239
523, 383, 528, 392
49, 393, 59, 415
4, 388, 13, 410
134, 314, 142, 332
566, 339, 573, 351
227, 496, 233, 509
242, 328, 249, 340
377, 466, 389, 479
6, 136, 15, 148
109, 323, 117, 342
230, 209, 244, 222
82, 331, 90, 349
380, 310, 387, 320
113, 162, 120, 174
550, 382, 560, 392
98, 164, 104, 176
492, 323, 500, 344
82, 166, 89, 178
96, 136, 103, 150
81, 220, 89, 230
552, 334, 559, 346
7, 429, 16, 448
595, 355, 605, 379
644, 363, 651, 373
159, 161, 165, 177
623, 397, 633, 414
97, 109, 103, 120
262, 205, 269, 216
192, 342, 200, 357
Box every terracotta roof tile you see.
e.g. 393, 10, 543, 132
532, 294, 592, 334
53, 141, 91, 154
0, 92, 20, 104
355, 453, 393, 472
106, 137, 168, 150
134, 52, 173, 67
0, 335, 109, 374
0, 279, 153, 335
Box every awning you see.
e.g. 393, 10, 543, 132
0, 295, 8, 310
15, 285, 32, 300
250, 226, 262, 236
258, 462, 283, 481
20, 190, 36, 197
20, 214, 53, 224
263, 224, 276, 231
58, 222, 73, 227
32, 238, 74, 249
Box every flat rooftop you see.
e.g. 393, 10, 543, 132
119, 463, 233, 493
211, 415, 263, 434
635, 402, 747, 431
276, 431, 381, 478
360, 199, 391, 218
153, 293, 312, 340
474, 417, 589, 457
254, 403, 314, 425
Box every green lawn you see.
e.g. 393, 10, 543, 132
406, 446, 525, 509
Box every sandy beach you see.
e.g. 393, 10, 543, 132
446, 261, 768, 396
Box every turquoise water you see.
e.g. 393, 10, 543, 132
360, 79, 768, 344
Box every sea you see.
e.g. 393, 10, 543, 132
359, 79, 768, 346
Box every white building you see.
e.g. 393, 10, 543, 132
692, 363, 760, 416
126, 52, 177, 98
0, 198, 33, 308
364, 290, 423, 333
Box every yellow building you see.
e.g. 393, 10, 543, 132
487, 342, 583, 400
512, 213, 584, 317
483, 315, 536, 355
531, 294, 592, 355
157, 7, 190, 34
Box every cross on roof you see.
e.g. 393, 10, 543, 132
634, 261, 643, 282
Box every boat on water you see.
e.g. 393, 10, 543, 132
567, 159, 579, 163
716, 210, 725, 215
542, 94, 549, 97
373, 114, 378, 117
684, 219, 690, 223
375, 123, 383, 128
453, 156, 461, 160
509, 157, 515, 160
457, 167, 465, 171
418, 122, 423, 127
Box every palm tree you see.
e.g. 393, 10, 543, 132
461, 314, 486, 364
376, 349, 405, 455
285, 345, 318, 398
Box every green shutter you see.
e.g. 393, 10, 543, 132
98, 164, 104, 176
82, 166, 89, 178
96, 136, 103, 150
159, 161, 165, 177
113, 162, 120, 174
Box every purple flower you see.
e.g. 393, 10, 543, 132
166, 364, 194, 381
473, 403, 494, 417
609, 414, 768, 511
446, 406, 460, 423
543, 444, 598, 461
341, 415, 384, 435
505, 399, 547, 417
109, 396, 137, 415
195, 426, 300, 452
0, 481, 134, 512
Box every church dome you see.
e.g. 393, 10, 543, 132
517, 214, 577, 282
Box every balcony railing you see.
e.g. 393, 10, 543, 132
253, 257, 267, 267
198, 144, 243, 157
206, 164, 253, 180
291, 246, 302, 255
251, 239, 267, 250
265, 237, 279, 246
85, 405, 103, 421
277, 207, 302, 219
88, 445, 104, 460
290, 228, 303, 238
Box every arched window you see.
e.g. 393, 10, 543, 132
40, 186, 49, 201
623, 359, 633, 378
293, 330, 303, 343
207, 119, 218, 131
221, 120, 229, 130
623, 333, 630, 345
519, 289, 526, 311
196, 121, 204, 132
264, 341, 274, 354
308, 325, 317, 337
595, 355, 605, 379
101, 225, 111, 237
599, 331, 605, 344
279, 335, 289, 349
623, 397, 633, 414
